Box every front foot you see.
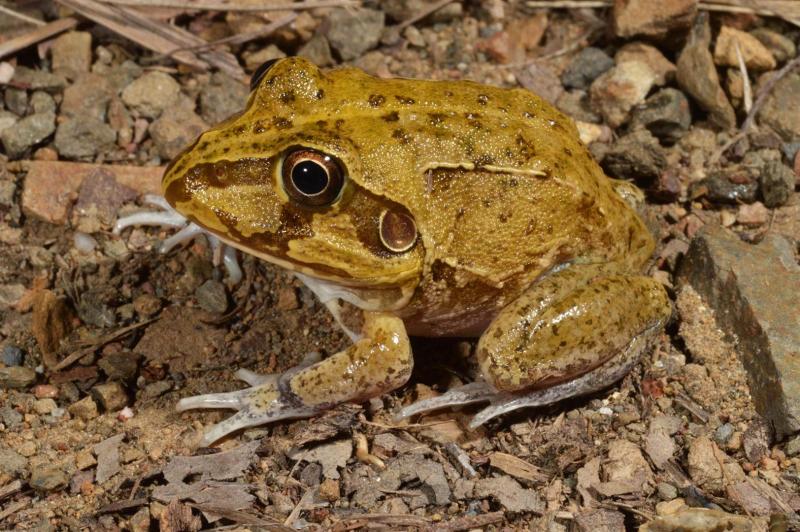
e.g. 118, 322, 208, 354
177, 367, 319, 446
114, 194, 242, 283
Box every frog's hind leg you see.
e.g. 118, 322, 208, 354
397, 271, 670, 429
467, 327, 651, 428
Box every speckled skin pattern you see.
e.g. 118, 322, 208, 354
162, 58, 671, 430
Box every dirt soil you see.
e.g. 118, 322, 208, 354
0, 1, 799, 531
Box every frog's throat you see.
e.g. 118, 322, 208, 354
206, 229, 417, 311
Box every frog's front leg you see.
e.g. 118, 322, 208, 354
114, 194, 242, 282
399, 271, 670, 427
178, 311, 412, 445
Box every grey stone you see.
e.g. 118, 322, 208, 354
714, 423, 735, 445
325, 8, 385, 61
561, 47, 614, 90
786, 435, 800, 457
30, 464, 68, 492
4, 88, 27, 116
475, 475, 544, 513
759, 160, 795, 208
629, 88, 691, 144
199, 72, 248, 126
0, 449, 28, 478
1, 112, 55, 158
29, 91, 55, 115
676, 14, 736, 130
1, 345, 24, 366
0, 110, 17, 137
602, 128, 667, 183
657, 481, 678, 500
298, 34, 335, 68
0, 366, 36, 389
60, 73, 113, 120
149, 106, 207, 160
750, 28, 796, 64
0, 406, 23, 427
195, 280, 229, 314
54, 116, 116, 160
98, 351, 141, 381
121, 71, 181, 119
678, 225, 800, 438
11, 66, 66, 91
556, 90, 601, 123
693, 171, 758, 205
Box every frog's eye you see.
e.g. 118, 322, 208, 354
250, 58, 280, 91
282, 149, 345, 206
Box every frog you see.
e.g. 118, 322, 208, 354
116, 57, 671, 445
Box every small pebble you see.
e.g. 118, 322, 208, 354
195, 280, 229, 314
1, 345, 24, 366
33, 398, 57, 415
68, 395, 99, 421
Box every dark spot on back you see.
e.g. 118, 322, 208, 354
428, 113, 447, 126
315, 89, 325, 100
368, 94, 386, 107
234, 125, 246, 135
273, 117, 292, 130
392, 128, 411, 144
477, 94, 489, 105
382, 111, 400, 122
395, 95, 415, 105
279, 91, 295, 103
252, 121, 267, 134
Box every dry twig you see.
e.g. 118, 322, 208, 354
525, 0, 800, 27
55, 0, 244, 78
0, 18, 78, 61
99, 0, 358, 11
0, 5, 45, 26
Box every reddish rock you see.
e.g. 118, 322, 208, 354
21, 161, 164, 225
613, 0, 697, 39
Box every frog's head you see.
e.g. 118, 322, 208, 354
162, 58, 424, 297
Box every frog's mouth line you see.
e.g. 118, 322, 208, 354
204, 223, 422, 292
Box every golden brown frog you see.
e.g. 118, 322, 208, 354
119, 58, 670, 445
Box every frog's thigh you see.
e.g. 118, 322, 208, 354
287, 312, 413, 406
478, 275, 670, 393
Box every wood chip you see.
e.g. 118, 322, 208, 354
488, 451, 548, 483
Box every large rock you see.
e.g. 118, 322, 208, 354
676, 13, 736, 130
613, 0, 697, 39
324, 8, 385, 61
0, 112, 55, 158
758, 72, 800, 142
678, 225, 800, 438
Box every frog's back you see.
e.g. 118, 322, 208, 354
322, 68, 654, 281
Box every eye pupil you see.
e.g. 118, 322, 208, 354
282, 148, 344, 206
292, 160, 329, 195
